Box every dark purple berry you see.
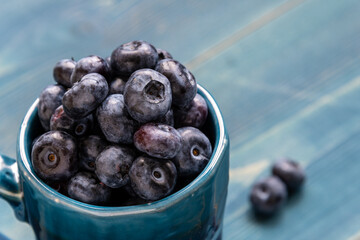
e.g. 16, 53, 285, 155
250, 176, 287, 215
134, 123, 181, 159
62, 73, 109, 119
109, 77, 127, 94
96, 94, 137, 144
67, 172, 111, 205
272, 158, 305, 191
155, 59, 196, 108
31, 131, 78, 182
174, 93, 208, 128
110, 40, 158, 77
157, 48, 173, 60
95, 146, 135, 188
78, 135, 107, 172
53, 59, 76, 88
156, 108, 174, 126
129, 156, 177, 201
50, 105, 93, 137
38, 84, 66, 131
124, 69, 172, 123
70, 55, 111, 85
173, 127, 212, 177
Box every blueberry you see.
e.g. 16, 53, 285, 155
110, 40, 158, 77
250, 176, 287, 215
134, 123, 181, 159
272, 158, 305, 191
67, 172, 111, 205
38, 84, 66, 131
129, 156, 177, 201
174, 93, 208, 128
96, 94, 137, 144
173, 127, 212, 177
109, 77, 127, 95
157, 48, 173, 60
70, 55, 111, 85
53, 59, 76, 88
95, 145, 135, 188
155, 108, 174, 126
50, 105, 94, 137
155, 59, 196, 108
31, 131, 78, 182
62, 73, 109, 119
78, 135, 107, 172
124, 69, 172, 123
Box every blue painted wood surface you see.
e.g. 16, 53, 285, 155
1, 0, 360, 239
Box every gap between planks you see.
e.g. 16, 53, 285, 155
185, 0, 309, 70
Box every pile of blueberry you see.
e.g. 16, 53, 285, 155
31, 40, 212, 206
250, 158, 305, 216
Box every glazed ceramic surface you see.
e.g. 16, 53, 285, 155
0, 85, 229, 240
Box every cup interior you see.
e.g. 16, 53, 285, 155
18, 84, 226, 211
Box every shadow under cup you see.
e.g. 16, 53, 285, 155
16, 84, 230, 240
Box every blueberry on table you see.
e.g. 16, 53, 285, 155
38, 84, 66, 131
124, 69, 172, 123
31, 131, 78, 182
62, 73, 109, 119
70, 55, 111, 85
95, 145, 135, 188
156, 48, 173, 60
67, 172, 111, 205
172, 127, 212, 177
272, 158, 305, 192
109, 77, 127, 94
110, 40, 158, 77
53, 59, 76, 88
250, 176, 287, 215
96, 94, 137, 144
50, 105, 94, 137
134, 123, 182, 159
155, 59, 197, 108
129, 156, 177, 201
174, 93, 208, 128
78, 135, 107, 172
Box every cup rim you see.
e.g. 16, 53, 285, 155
17, 84, 228, 216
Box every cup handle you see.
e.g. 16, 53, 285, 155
0, 154, 27, 222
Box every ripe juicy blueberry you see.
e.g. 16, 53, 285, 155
129, 156, 177, 201
67, 171, 111, 205
157, 48, 173, 60
124, 69, 172, 122
70, 55, 111, 85
38, 84, 66, 131
272, 158, 305, 191
156, 108, 174, 126
250, 176, 287, 215
155, 59, 196, 108
96, 94, 137, 144
31, 131, 78, 182
53, 59, 76, 88
173, 127, 212, 177
78, 135, 107, 172
109, 77, 127, 94
62, 73, 109, 119
50, 105, 93, 137
174, 93, 208, 128
134, 123, 182, 159
95, 145, 135, 188
110, 40, 158, 77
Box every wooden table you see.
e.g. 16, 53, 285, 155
1, 0, 360, 239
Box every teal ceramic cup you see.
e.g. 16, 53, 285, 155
0, 85, 229, 240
